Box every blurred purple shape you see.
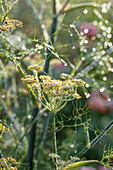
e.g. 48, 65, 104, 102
80, 22, 99, 41
79, 166, 96, 170
98, 165, 111, 170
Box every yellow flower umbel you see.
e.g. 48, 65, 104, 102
0, 157, 18, 170
39, 73, 85, 114
21, 71, 85, 114
0, 16, 23, 35
21, 75, 37, 84
28, 64, 43, 71
0, 123, 9, 136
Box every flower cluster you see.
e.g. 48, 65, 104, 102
49, 154, 80, 169
48, 153, 60, 158
0, 157, 18, 170
21, 72, 85, 113
7, 157, 18, 165
0, 16, 23, 34
0, 123, 9, 135
28, 64, 44, 71
21, 75, 36, 84
40, 74, 83, 99
9, 168, 17, 170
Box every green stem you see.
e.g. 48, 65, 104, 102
64, 160, 99, 170
52, 112, 57, 169
74, 46, 113, 79
63, 2, 101, 14
43, 0, 57, 73
76, 119, 113, 158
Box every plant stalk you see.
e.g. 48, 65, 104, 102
52, 113, 57, 169
26, 107, 38, 170
43, 0, 57, 73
